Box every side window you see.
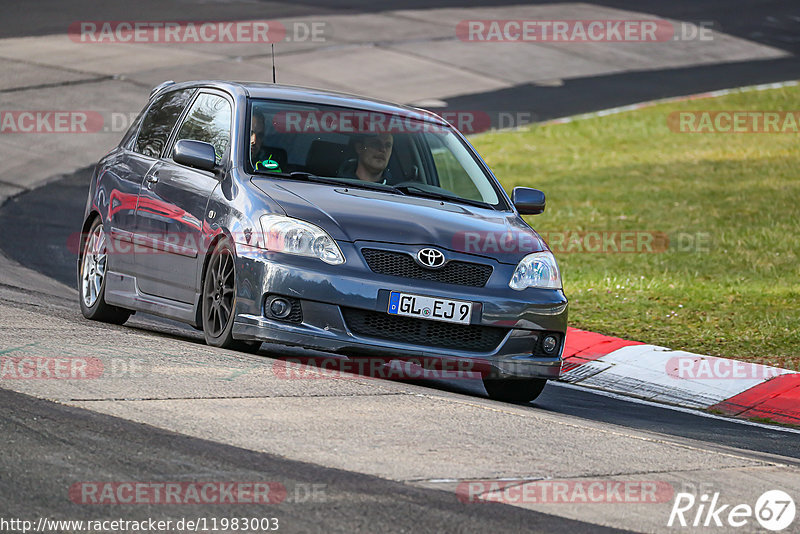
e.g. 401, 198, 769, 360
120, 107, 145, 149
425, 132, 497, 204
427, 133, 480, 198
174, 93, 232, 164
134, 89, 194, 158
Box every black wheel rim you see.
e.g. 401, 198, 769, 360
203, 249, 235, 338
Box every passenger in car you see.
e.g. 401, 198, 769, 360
337, 133, 393, 183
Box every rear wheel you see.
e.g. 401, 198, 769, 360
483, 377, 547, 403
79, 217, 132, 325
201, 239, 260, 352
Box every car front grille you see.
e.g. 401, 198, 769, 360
341, 307, 508, 353
361, 248, 492, 287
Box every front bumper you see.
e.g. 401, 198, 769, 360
231, 242, 567, 379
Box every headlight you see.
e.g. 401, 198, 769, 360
509, 251, 561, 290
259, 214, 345, 265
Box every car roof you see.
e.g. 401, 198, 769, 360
153, 80, 447, 126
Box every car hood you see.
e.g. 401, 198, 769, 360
251, 178, 547, 264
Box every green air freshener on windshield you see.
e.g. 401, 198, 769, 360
256, 156, 281, 173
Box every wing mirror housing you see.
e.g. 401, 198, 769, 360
512, 187, 546, 215
173, 139, 217, 172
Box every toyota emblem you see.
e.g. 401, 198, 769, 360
416, 248, 446, 269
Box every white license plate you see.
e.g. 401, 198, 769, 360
387, 292, 473, 325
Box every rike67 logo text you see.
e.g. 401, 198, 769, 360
669, 490, 795, 531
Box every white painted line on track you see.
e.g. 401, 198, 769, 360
551, 381, 800, 435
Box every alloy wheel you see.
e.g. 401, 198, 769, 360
81, 225, 108, 308
203, 248, 235, 338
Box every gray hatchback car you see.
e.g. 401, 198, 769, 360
79, 80, 567, 402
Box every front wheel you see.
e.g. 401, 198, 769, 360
483, 377, 547, 403
79, 217, 132, 325
201, 238, 260, 352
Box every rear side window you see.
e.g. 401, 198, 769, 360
173, 93, 232, 164
134, 89, 194, 158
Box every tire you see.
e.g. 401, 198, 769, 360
79, 217, 132, 325
483, 377, 547, 403
201, 238, 260, 352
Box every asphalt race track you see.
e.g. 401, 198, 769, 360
2, 166, 799, 461
3, 387, 630, 533
1, 1, 799, 532
3, 0, 800, 120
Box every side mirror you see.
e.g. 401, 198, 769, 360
173, 139, 218, 172
512, 187, 546, 215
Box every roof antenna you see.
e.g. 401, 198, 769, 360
271, 43, 277, 83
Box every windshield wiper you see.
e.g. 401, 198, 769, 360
257, 171, 489, 207
286, 172, 406, 195
394, 185, 492, 209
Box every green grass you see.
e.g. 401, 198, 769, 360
471, 85, 800, 369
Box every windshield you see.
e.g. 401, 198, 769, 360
246, 99, 505, 209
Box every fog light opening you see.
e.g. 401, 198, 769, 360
269, 297, 292, 319
542, 335, 558, 354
